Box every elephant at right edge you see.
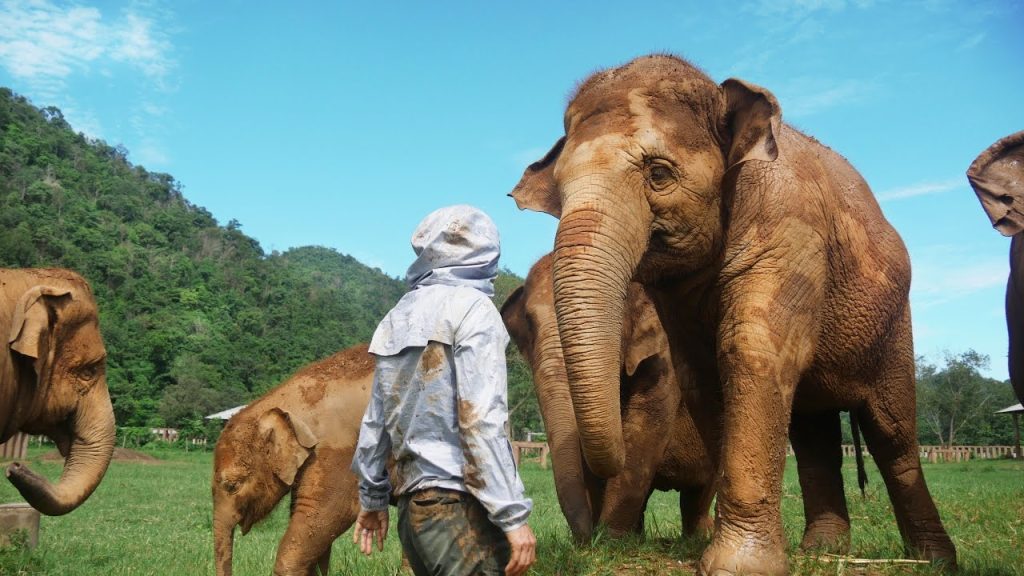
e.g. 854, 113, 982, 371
509, 54, 956, 575
967, 130, 1024, 406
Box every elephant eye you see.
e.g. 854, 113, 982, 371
78, 364, 99, 381
647, 163, 675, 191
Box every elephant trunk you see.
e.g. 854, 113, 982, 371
213, 502, 239, 576
552, 186, 651, 478
6, 388, 115, 515
532, 310, 594, 542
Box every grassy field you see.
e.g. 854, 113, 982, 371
0, 447, 1021, 575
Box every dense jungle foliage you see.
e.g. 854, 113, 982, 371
0, 88, 542, 439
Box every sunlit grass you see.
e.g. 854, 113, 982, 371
0, 446, 1020, 575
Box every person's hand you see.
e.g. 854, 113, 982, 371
504, 523, 536, 576
352, 508, 389, 555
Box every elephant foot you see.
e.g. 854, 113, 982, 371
698, 534, 788, 576
907, 533, 957, 572
682, 514, 714, 540
799, 517, 850, 555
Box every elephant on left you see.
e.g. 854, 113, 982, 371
0, 268, 116, 516
213, 343, 391, 576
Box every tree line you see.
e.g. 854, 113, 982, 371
0, 88, 541, 439
0, 88, 1014, 447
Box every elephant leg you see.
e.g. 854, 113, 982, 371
315, 548, 331, 576
598, 362, 678, 536
275, 461, 358, 576
679, 484, 714, 539
789, 410, 850, 554
699, 300, 801, 576
857, 331, 956, 567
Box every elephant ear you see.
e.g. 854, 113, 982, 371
721, 78, 781, 171
8, 286, 72, 378
509, 137, 565, 218
621, 286, 667, 377
257, 408, 318, 486
500, 284, 537, 361
967, 130, 1024, 237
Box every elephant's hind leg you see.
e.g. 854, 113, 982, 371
789, 409, 851, 554
858, 322, 957, 568
678, 484, 714, 539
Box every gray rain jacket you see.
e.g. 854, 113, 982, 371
351, 205, 532, 532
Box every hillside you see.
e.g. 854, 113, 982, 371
0, 88, 543, 434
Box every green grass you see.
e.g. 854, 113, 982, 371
0, 447, 1021, 575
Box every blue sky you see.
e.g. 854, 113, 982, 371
1, 0, 1022, 380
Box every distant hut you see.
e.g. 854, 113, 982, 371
996, 403, 1023, 459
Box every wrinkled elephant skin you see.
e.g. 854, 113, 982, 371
967, 130, 1024, 406
510, 54, 956, 575
0, 268, 115, 516
212, 344, 387, 576
501, 254, 716, 543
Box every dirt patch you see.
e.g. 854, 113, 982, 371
40, 448, 161, 463
296, 343, 374, 381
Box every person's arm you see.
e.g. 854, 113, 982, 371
453, 298, 533, 532
351, 367, 392, 511
350, 366, 392, 555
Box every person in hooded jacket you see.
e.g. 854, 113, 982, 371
351, 205, 536, 576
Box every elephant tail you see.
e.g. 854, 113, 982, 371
850, 410, 868, 497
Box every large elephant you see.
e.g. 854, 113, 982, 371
0, 268, 115, 516
501, 253, 717, 543
967, 130, 1024, 405
510, 54, 955, 575
212, 343, 388, 576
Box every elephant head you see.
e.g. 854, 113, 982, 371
212, 406, 318, 576
967, 130, 1024, 237
510, 55, 779, 477
2, 270, 116, 516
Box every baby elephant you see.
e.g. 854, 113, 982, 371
501, 254, 718, 543
212, 343, 384, 576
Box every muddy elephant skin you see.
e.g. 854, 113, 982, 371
510, 54, 955, 575
501, 253, 716, 544
967, 130, 1024, 405
0, 268, 115, 516
212, 344, 382, 576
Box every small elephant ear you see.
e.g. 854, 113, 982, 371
967, 130, 1024, 237
499, 285, 531, 351
8, 286, 72, 376
509, 137, 565, 218
258, 408, 319, 486
721, 78, 782, 171
621, 286, 668, 377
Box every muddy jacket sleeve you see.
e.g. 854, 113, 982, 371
453, 298, 533, 532
351, 367, 392, 511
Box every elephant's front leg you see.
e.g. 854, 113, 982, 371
699, 299, 811, 576
274, 462, 358, 576
599, 360, 679, 536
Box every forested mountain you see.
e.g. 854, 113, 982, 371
0, 88, 540, 436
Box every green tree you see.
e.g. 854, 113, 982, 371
916, 351, 1016, 446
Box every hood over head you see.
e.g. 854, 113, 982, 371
405, 205, 500, 296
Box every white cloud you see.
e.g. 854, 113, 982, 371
511, 146, 549, 169
909, 244, 1007, 309
957, 32, 986, 51
777, 78, 879, 118
0, 0, 175, 96
877, 177, 964, 201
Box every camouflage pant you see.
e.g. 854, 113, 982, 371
398, 487, 511, 576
